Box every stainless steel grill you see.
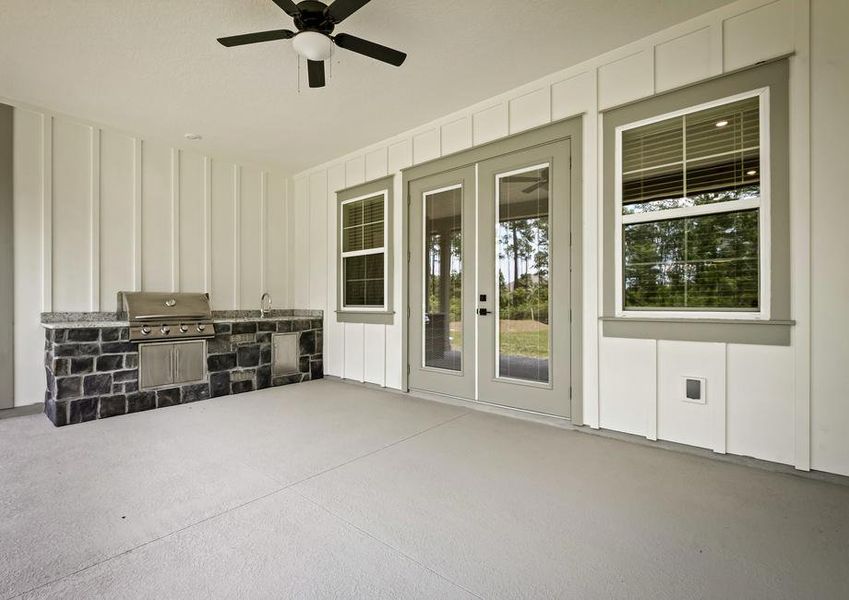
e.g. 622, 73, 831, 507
118, 292, 214, 342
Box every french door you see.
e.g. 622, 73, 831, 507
408, 139, 572, 418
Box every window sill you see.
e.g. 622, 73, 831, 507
600, 316, 794, 346
336, 310, 395, 325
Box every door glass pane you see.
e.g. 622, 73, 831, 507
423, 186, 462, 371
496, 165, 550, 383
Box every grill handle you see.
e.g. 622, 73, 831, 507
134, 313, 208, 321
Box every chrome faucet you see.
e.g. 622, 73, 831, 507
260, 292, 272, 318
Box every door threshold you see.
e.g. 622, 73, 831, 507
407, 387, 573, 430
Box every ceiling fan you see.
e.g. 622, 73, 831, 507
509, 174, 549, 194
217, 0, 407, 88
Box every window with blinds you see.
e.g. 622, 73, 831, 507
341, 192, 387, 308
617, 92, 766, 313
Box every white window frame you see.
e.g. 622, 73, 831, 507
493, 163, 553, 386
613, 88, 771, 320
420, 183, 465, 375
339, 190, 389, 312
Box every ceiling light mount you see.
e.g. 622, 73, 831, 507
184, 133, 202, 141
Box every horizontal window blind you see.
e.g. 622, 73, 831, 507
618, 94, 764, 311
343, 195, 384, 253
341, 192, 386, 308
622, 96, 760, 215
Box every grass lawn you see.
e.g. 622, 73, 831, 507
448, 319, 549, 358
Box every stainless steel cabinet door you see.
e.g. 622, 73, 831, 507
174, 341, 205, 385
139, 343, 174, 389
272, 333, 299, 376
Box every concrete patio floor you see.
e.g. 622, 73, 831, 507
1, 379, 848, 599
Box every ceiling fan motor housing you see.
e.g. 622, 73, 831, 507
293, 1, 337, 34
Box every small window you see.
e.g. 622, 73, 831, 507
341, 193, 386, 308
336, 175, 394, 324
615, 90, 769, 318
341, 192, 387, 308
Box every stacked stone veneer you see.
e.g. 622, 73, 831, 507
43, 318, 323, 427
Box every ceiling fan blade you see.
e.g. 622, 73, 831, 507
307, 60, 326, 88
326, 0, 371, 23
333, 33, 406, 67
271, 0, 301, 17
217, 29, 295, 47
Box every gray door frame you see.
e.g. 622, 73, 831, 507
401, 117, 583, 424
0, 103, 14, 411
476, 140, 572, 417
408, 166, 477, 400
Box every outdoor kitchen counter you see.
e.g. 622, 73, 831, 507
40, 311, 323, 427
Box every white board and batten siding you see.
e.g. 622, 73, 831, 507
11, 107, 291, 408
290, 0, 824, 472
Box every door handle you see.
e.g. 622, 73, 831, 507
476, 308, 490, 316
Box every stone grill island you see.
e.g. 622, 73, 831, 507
41, 311, 323, 426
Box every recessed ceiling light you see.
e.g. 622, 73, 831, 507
184, 133, 202, 141
746, 169, 757, 176
715, 120, 729, 128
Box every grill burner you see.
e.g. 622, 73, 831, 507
118, 292, 214, 342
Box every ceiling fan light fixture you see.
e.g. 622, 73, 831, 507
292, 31, 333, 61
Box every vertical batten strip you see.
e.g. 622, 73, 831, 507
203, 156, 212, 294
42, 114, 53, 312
646, 340, 659, 441
90, 127, 101, 311
133, 138, 142, 290
260, 171, 267, 294
233, 164, 241, 309
709, 22, 724, 75
577, 68, 601, 429
285, 178, 294, 307
715, 343, 728, 454
591, 68, 605, 428
171, 148, 180, 293
791, 0, 811, 471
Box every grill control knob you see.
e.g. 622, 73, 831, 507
140, 325, 151, 336
196, 323, 206, 332
179, 323, 189, 333
160, 324, 171, 335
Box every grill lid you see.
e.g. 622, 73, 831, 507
119, 292, 211, 322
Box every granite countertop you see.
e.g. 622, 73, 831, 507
40, 311, 322, 329
214, 316, 318, 323
41, 320, 128, 330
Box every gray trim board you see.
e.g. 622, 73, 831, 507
0, 403, 43, 420
0, 103, 13, 410
335, 310, 395, 324
602, 318, 792, 345
403, 119, 580, 181
335, 175, 395, 325
601, 60, 792, 345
